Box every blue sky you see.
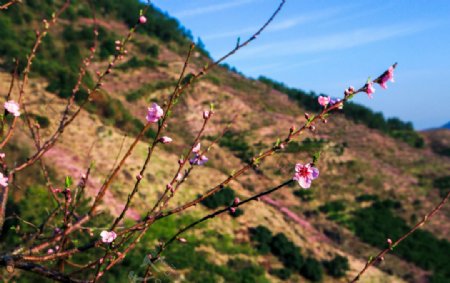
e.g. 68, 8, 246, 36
151, 0, 450, 129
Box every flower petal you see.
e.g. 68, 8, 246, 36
311, 167, 319, 179
298, 177, 311, 189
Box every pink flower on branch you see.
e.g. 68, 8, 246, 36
377, 66, 395, 89
192, 143, 201, 153
190, 154, 208, 166
318, 96, 330, 107
159, 136, 173, 144
365, 81, 376, 98
139, 16, 147, 24
0, 173, 8, 187
100, 230, 117, 243
146, 103, 163, 123
4, 100, 20, 117
293, 163, 319, 189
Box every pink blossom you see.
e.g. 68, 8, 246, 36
190, 154, 208, 166
378, 66, 395, 89
160, 136, 173, 144
365, 81, 375, 98
293, 163, 319, 189
146, 103, 163, 123
233, 197, 240, 206
0, 173, 8, 187
176, 173, 183, 182
203, 110, 210, 119
330, 98, 343, 109
387, 238, 393, 246
178, 237, 187, 243
318, 96, 330, 107
100, 230, 117, 243
0, 153, 5, 159
47, 249, 54, 254
4, 100, 20, 117
167, 183, 174, 193
139, 15, 147, 24
229, 207, 236, 214
192, 143, 201, 153
136, 174, 143, 181
344, 86, 355, 97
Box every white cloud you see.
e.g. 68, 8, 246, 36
227, 21, 441, 60
172, 0, 257, 19
202, 7, 343, 40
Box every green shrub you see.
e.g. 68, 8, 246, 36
269, 268, 292, 280
219, 131, 254, 161
249, 225, 273, 254
270, 233, 304, 271
355, 194, 379, 203
433, 176, 450, 197
116, 56, 159, 70
300, 258, 324, 282
351, 200, 450, 279
200, 186, 235, 209
229, 207, 244, 218
319, 200, 346, 214
323, 255, 349, 278
294, 189, 314, 201
30, 114, 50, 128
285, 138, 326, 154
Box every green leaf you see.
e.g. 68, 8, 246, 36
313, 151, 321, 164
65, 176, 73, 188
275, 138, 281, 147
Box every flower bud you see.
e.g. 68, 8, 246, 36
159, 136, 173, 144
139, 16, 147, 24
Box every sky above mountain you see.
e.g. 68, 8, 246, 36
151, 0, 450, 130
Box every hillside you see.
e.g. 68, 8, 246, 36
1, 1, 449, 282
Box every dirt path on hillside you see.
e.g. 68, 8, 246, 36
262, 196, 331, 243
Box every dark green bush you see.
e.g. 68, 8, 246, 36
285, 138, 326, 154
270, 233, 304, 271
269, 268, 292, 280
200, 186, 235, 209
351, 200, 450, 280
323, 255, 349, 278
229, 207, 244, 218
219, 131, 254, 161
355, 194, 379, 203
433, 176, 450, 197
294, 189, 314, 201
319, 200, 346, 214
300, 257, 324, 282
249, 225, 272, 254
